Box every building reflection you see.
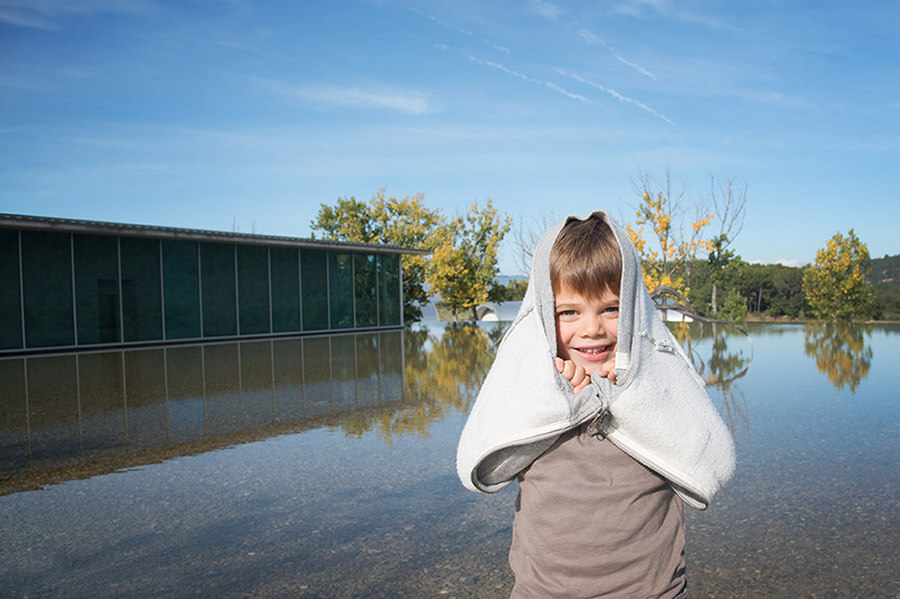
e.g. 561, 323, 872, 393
0, 321, 758, 495
0, 331, 405, 494
803, 323, 873, 393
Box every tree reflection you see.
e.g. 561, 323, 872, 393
346, 320, 759, 446
403, 323, 498, 412
678, 322, 752, 442
342, 323, 498, 446
803, 323, 873, 393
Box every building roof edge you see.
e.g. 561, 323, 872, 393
0, 213, 430, 255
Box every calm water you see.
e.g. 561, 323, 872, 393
0, 323, 897, 598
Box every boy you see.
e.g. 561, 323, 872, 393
456, 212, 735, 598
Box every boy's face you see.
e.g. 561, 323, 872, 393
554, 283, 619, 376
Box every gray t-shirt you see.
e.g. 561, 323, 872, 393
509, 422, 687, 598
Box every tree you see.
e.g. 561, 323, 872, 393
706, 173, 748, 316
512, 209, 560, 276
427, 200, 511, 321
488, 277, 528, 302
802, 229, 876, 321
707, 234, 738, 316
719, 287, 748, 324
625, 168, 714, 298
311, 189, 445, 322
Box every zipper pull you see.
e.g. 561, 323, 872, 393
589, 406, 611, 438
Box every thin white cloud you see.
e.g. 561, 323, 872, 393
578, 27, 657, 80
578, 28, 605, 46
302, 85, 430, 115
610, 0, 666, 19
614, 54, 657, 80
529, 0, 561, 20
555, 68, 673, 124
254, 77, 430, 115
467, 55, 589, 103
403, 5, 510, 54
0, 0, 150, 30
610, 0, 728, 29
544, 81, 590, 103
468, 56, 530, 82
487, 40, 512, 55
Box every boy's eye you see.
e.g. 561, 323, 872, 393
601, 306, 619, 318
557, 309, 577, 317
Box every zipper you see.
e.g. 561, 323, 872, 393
588, 405, 611, 438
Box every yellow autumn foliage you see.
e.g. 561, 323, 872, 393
626, 191, 714, 297
802, 229, 876, 321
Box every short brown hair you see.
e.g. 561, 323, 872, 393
550, 216, 622, 298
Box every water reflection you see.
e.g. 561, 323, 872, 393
0, 331, 406, 494
803, 322, 873, 392
671, 322, 752, 441
405, 323, 500, 411
1, 323, 896, 598
1, 321, 761, 495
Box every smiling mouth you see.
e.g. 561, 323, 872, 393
575, 344, 613, 358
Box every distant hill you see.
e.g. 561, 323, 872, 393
868, 254, 900, 320
869, 254, 900, 287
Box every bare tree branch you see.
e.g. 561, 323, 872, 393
512, 209, 561, 275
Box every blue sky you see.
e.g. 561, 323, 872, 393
1, 0, 898, 275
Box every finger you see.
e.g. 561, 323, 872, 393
571, 365, 589, 393
572, 364, 587, 385
573, 379, 590, 394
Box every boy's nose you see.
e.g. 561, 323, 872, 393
581, 316, 603, 335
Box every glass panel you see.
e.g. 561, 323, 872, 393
21, 231, 74, 348
0, 358, 27, 477
74, 234, 121, 345
120, 237, 163, 342
124, 348, 168, 450
379, 329, 404, 403
162, 240, 200, 340
272, 338, 303, 423
203, 343, 241, 435
300, 249, 328, 331
200, 242, 237, 337
26, 354, 79, 470
356, 333, 380, 407
165, 345, 204, 444
78, 351, 126, 459
378, 253, 401, 326
303, 336, 331, 415
237, 245, 270, 335
0, 229, 22, 349
270, 247, 300, 333
329, 252, 353, 329
331, 334, 356, 411
354, 254, 377, 328
240, 340, 273, 429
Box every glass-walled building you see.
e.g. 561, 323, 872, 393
0, 214, 425, 354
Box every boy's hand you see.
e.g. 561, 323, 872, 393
555, 357, 617, 394
596, 358, 617, 386
555, 357, 591, 394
